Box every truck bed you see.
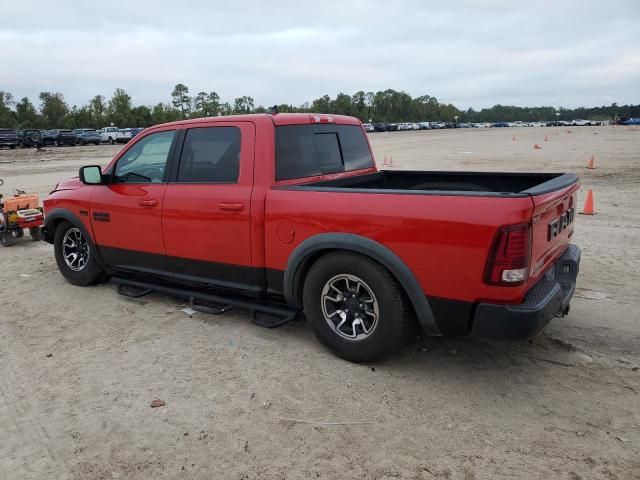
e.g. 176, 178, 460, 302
290, 171, 578, 197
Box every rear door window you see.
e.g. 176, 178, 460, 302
176, 126, 241, 183
275, 124, 373, 181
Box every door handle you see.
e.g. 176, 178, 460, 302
219, 202, 244, 212
139, 199, 158, 207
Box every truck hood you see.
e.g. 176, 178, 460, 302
54, 177, 83, 191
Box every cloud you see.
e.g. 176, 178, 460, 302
1, 0, 638, 109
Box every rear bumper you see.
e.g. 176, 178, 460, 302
471, 244, 581, 339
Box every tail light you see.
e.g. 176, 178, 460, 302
484, 222, 532, 286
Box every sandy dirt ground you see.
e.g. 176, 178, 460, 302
0, 126, 639, 479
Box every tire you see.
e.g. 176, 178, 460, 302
9, 145, 16, 150
1, 232, 15, 247
53, 221, 105, 286
303, 251, 411, 362
29, 227, 42, 241
108, 137, 114, 145
55, 140, 60, 147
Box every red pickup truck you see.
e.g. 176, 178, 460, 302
43, 113, 580, 362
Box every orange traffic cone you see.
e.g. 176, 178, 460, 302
581, 190, 595, 215
533, 144, 542, 149
544, 134, 549, 141
587, 155, 595, 169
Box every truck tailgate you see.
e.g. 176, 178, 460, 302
528, 182, 580, 284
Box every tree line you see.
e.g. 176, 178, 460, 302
1, 85, 638, 130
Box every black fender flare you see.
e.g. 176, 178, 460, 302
283, 233, 441, 336
43, 208, 107, 269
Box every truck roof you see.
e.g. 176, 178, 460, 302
155, 113, 362, 129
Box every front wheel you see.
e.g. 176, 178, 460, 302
303, 252, 412, 362
53, 222, 105, 286
108, 137, 114, 145
1, 232, 15, 247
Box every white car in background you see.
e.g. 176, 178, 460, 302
362, 123, 375, 132
97, 126, 123, 145
572, 119, 592, 126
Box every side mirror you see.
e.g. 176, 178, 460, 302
79, 165, 103, 185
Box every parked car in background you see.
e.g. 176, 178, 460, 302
430, 122, 445, 129
418, 122, 431, 130
386, 123, 399, 131
572, 119, 591, 126
72, 128, 101, 145
622, 118, 640, 125
491, 122, 510, 128
372, 123, 388, 132
116, 128, 136, 144
98, 127, 123, 144
43, 129, 76, 146
130, 127, 145, 138
458, 123, 471, 128
0, 128, 18, 149
17, 129, 43, 148
362, 123, 375, 132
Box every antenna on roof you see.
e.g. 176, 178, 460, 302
267, 105, 279, 115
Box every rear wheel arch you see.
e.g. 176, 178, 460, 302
283, 233, 441, 336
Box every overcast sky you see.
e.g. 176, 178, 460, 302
1, 1, 639, 110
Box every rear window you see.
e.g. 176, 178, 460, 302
275, 124, 374, 181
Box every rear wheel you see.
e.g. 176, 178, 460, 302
303, 252, 411, 362
108, 137, 114, 145
29, 227, 42, 241
53, 222, 105, 286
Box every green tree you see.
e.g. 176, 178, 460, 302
89, 95, 107, 126
107, 88, 132, 126
39, 92, 69, 128
15, 97, 39, 128
171, 83, 191, 118
151, 102, 181, 124
0, 91, 17, 127
232, 96, 254, 114
67, 105, 96, 129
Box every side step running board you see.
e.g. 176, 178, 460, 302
111, 277, 299, 329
